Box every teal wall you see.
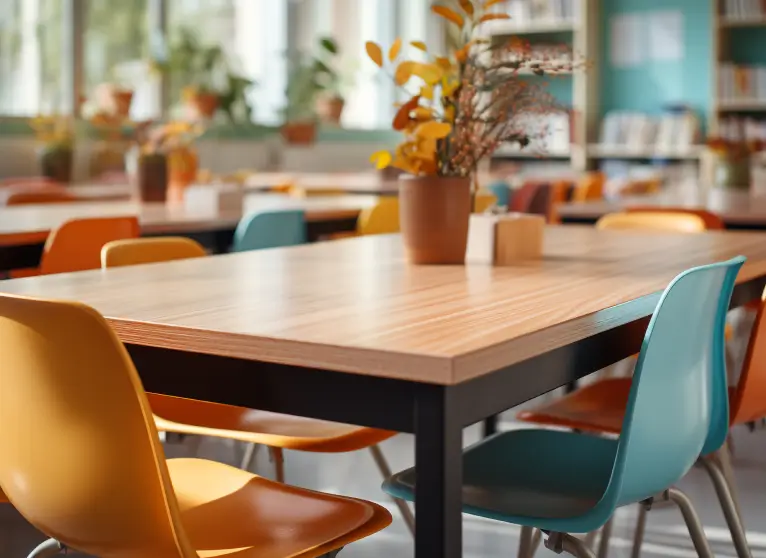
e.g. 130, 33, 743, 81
600, 0, 712, 128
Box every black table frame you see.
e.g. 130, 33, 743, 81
124, 275, 766, 558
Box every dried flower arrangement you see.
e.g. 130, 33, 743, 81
366, 0, 570, 179
135, 121, 205, 155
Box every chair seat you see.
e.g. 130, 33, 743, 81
383, 429, 617, 533
149, 394, 395, 452
168, 458, 392, 558
517, 378, 633, 434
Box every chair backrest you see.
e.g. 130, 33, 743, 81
233, 209, 307, 252
40, 217, 140, 275
596, 211, 706, 233
592, 258, 743, 520
626, 207, 726, 230
571, 172, 605, 203
509, 181, 546, 213
357, 198, 400, 235
730, 288, 766, 425
548, 180, 573, 223
102, 237, 206, 268
6, 189, 76, 206
0, 294, 196, 558
474, 191, 498, 213
486, 182, 511, 208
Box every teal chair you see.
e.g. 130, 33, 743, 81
487, 181, 512, 208
233, 210, 307, 252
384, 256, 745, 558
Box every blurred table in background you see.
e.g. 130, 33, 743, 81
0, 194, 377, 272
558, 189, 766, 230
245, 172, 399, 196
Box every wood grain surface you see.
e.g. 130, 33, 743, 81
3, 227, 766, 385
0, 194, 378, 246
558, 190, 766, 226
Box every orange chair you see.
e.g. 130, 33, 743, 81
356, 198, 400, 235
571, 172, 605, 203
0, 293, 391, 558
101, 237, 415, 536
5, 190, 76, 206
626, 206, 726, 230
40, 216, 140, 275
474, 191, 498, 213
548, 180, 574, 223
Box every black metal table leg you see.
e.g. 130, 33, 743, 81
415, 385, 463, 558
483, 415, 498, 437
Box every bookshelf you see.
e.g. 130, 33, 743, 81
486, 0, 599, 171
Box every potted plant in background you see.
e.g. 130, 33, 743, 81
31, 115, 75, 184
366, 0, 564, 264
312, 37, 348, 125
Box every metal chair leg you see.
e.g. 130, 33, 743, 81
318, 547, 343, 558
630, 501, 649, 558
27, 539, 65, 558
700, 456, 752, 558
269, 446, 285, 483
597, 516, 613, 558
545, 532, 596, 558
240, 443, 259, 471
664, 488, 714, 558
368, 444, 415, 537
519, 526, 535, 558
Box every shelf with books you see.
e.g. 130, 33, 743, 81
486, 20, 578, 36
587, 144, 704, 160
719, 17, 766, 28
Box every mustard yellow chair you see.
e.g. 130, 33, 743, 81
357, 197, 400, 235
0, 293, 391, 558
474, 191, 498, 213
596, 211, 706, 233
100, 236, 416, 535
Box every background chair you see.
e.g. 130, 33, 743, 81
384, 257, 744, 558
0, 293, 391, 558
101, 237, 416, 536
626, 207, 726, 230
596, 211, 706, 233
487, 181, 512, 208
102, 237, 207, 267
474, 191, 498, 213
571, 172, 605, 203
233, 210, 307, 252
356, 197, 400, 235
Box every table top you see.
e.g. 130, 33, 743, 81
245, 172, 399, 195
3, 226, 766, 385
0, 194, 377, 247
558, 189, 766, 226
0, 183, 133, 205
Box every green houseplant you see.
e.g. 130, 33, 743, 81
31, 116, 75, 183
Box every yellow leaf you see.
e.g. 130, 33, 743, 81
435, 57, 453, 71
431, 5, 465, 28
411, 62, 443, 85
413, 107, 436, 120
415, 121, 452, 140
365, 41, 384, 67
370, 150, 392, 170
459, 0, 475, 16
393, 95, 421, 130
479, 13, 511, 23
420, 85, 434, 100
482, 0, 506, 9
389, 37, 402, 62
410, 41, 428, 52
394, 61, 416, 86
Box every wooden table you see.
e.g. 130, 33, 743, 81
0, 182, 133, 205
558, 189, 766, 229
245, 172, 399, 195
0, 194, 377, 271
3, 227, 766, 557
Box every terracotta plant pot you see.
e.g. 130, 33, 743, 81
167, 146, 199, 203
281, 121, 317, 145
111, 88, 134, 118
317, 96, 345, 125
134, 153, 168, 203
38, 145, 74, 183
399, 175, 471, 265
188, 92, 220, 119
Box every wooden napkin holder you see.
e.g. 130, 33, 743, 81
184, 183, 244, 213
466, 212, 545, 265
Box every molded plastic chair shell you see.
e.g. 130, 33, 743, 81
357, 198, 400, 235
102, 237, 206, 268
40, 216, 140, 275
233, 210, 307, 252
0, 294, 391, 558
596, 211, 706, 233
474, 192, 498, 213
572, 172, 605, 203
385, 257, 743, 534
626, 207, 726, 230
730, 288, 766, 425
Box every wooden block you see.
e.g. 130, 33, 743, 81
466, 213, 545, 265
184, 183, 244, 213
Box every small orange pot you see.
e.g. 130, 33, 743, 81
398, 175, 471, 265
111, 89, 134, 118
317, 96, 345, 125
187, 92, 220, 119
281, 121, 317, 145
167, 147, 199, 203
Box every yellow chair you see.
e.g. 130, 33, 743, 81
596, 211, 706, 233
101, 237, 416, 535
102, 237, 207, 267
357, 197, 400, 235
474, 191, 498, 213
0, 293, 391, 558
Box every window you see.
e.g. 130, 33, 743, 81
0, 0, 66, 115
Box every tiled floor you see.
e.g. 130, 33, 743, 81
3, 418, 766, 558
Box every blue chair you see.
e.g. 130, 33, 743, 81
384, 256, 745, 558
233, 210, 307, 252
487, 181, 512, 208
